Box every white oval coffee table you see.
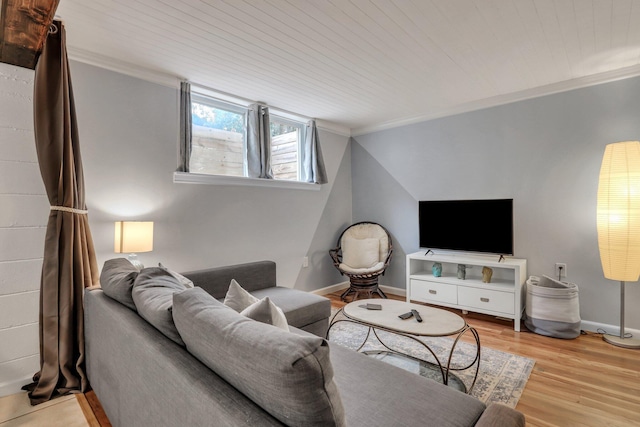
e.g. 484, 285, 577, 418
327, 299, 480, 393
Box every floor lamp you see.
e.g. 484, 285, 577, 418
596, 141, 640, 349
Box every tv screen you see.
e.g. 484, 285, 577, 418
419, 199, 513, 255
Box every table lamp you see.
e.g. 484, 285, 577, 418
114, 221, 153, 270
596, 141, 640, 349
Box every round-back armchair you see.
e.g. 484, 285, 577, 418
329, 221, 393, 302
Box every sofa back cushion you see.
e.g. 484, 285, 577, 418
181, 261, 276, 299
132, 267, 187, 346
173, 287, 345, 427
100, 258, 139, 311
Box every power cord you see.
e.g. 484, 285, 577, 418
596, 328, 634, 338
557, 265, 564, 282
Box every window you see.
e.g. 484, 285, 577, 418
270, 117, 304, 181
178, 83, 327, 186
189, 95, 246, 177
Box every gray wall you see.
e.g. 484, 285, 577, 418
70, 61, 350, 292
352, 75, 640, 331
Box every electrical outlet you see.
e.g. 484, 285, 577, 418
555, 263, 567, 279
303, 256, 309, 268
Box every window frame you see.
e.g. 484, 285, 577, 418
190, 94, 248, 178
269, 114, 306, 182
175, 88, 320, 190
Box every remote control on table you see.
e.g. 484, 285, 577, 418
359, 303, 382, 310
411, 309, 423, 323
398, 311, 413, 320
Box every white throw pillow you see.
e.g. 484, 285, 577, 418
240, 297, 289, 331
157, 263, 194, 288
342, 237, 380, 268
223, 279, 259, 312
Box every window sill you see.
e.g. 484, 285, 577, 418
173, 172, 322, 191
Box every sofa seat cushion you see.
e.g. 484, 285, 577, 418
173, 288, 345, 427
250, 286, 331, 329
100, 258, 139, 311
329, 343, 486, 427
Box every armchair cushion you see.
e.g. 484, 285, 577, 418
339, 262, 385, 275
342, 237, 380, 268
341, 223, 390, 262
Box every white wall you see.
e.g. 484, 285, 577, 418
352, 75, 640, 332
0, 63, 47, 397
69, 61, 351, 292
0, 59, 351, 397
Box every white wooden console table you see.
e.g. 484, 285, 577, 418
406, 251, 527, 332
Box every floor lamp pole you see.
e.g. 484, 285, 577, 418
603, 281, 640, 349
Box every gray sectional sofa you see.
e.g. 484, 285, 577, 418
85, 259, 525, 427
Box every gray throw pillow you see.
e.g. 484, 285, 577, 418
132, 267, 187, 346
99, 258, 139, 311
173, 288, 345, 427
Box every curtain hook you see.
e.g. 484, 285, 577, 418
49, 23, 59, 34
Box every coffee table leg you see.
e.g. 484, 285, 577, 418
371, 328, 448, 386
447, 326, 481, 393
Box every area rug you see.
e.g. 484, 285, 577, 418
327, 314, 535, 408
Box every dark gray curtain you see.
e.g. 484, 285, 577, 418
246, 103, 273, 178
22, 20, 99, 405
301, 120, 327, 184
178, 81, 191, 172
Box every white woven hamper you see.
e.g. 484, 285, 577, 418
524, 275, 581, 339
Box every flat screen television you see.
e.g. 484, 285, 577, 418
419, 199, 513, 255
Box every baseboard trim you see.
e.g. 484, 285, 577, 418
312, 282, 407, 298
311, 282, 349, 295
312, 285, 640, 338
0, 376, 31, 398
379, 285, 405, 297
580, 320, 640, 338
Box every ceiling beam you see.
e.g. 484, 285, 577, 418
0, 0, 60, 69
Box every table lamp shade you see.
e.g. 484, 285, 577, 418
114, 221, 154, 254
597, 141, 640, 282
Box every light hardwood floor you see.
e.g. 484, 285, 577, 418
5, 291, 638, 427
328, 291, 640, 427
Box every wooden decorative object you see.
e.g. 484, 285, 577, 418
482, 266, 493, 283
0, 0, 60, 69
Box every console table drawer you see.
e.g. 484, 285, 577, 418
458, 288, 514, 315
410, 279, 457, 305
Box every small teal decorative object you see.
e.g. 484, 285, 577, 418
432, 262, 442, 277
457, 264, 466, 280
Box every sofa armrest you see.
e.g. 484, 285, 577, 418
181, 261, 277, 299
475, 404, 525, 427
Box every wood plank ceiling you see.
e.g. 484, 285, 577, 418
55, 0, 640, 133
0, 0, 60, 69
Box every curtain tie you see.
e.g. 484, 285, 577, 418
50, 205, 88, 214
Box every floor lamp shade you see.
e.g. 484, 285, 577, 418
597, 141, 640, 282
114, 221, 154, 254
597, 141, 640, 349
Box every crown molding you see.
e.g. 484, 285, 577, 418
67, 46, 180, 89
352, 63, 640, 136
66, 47, 351, 137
